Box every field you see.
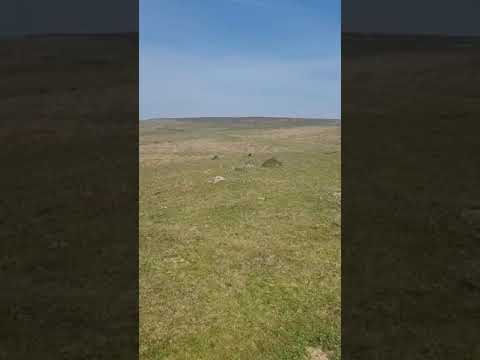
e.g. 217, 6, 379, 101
140, 118, 341, 360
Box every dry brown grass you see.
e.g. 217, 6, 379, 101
139, 124, 340, 166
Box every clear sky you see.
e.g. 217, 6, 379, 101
140, 0, 340, 119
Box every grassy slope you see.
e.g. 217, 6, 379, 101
140, 119, 341, 360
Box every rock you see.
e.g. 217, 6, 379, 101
209, 176, 225, 184
306, 347, 329, 360
262, 157, 282, 168
211, 155, 219, 160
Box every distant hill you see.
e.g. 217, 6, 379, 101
142, 117, 340, 126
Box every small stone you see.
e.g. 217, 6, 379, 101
306, 347, 329, 360
209, 176, 225, 184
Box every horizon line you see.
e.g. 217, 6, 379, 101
141, 116, 341, 121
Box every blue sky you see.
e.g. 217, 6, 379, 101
140, 0, 340, 119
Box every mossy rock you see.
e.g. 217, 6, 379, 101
261, 157, 282, 168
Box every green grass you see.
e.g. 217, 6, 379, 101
140, 119, 340, 360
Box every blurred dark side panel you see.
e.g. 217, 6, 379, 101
342, 24, 480, 360
0, 2, 138, 358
